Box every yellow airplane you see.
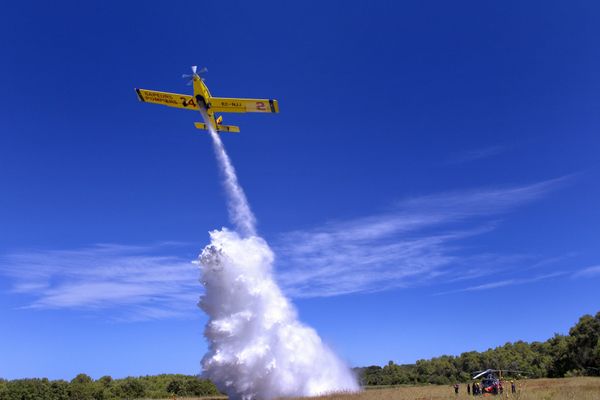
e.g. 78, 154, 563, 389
135, 66, 279, 133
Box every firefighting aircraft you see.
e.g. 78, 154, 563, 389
135, 66, 279, 133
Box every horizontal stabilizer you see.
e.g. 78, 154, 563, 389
216, 124, 240, 133
194, 122, 240, 133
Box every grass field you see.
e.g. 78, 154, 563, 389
285, 377, 600, 400
163, 377, 600, 400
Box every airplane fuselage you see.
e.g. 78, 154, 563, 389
192, 75, 217, 128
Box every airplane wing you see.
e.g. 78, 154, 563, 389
209, 97, 279, 113
135, 89, 199, 110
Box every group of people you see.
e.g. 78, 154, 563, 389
454, 381, 518, 396
462, 382, 483, 396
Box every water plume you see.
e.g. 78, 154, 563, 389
203, 109, 256, 238
198, 119, 359, 399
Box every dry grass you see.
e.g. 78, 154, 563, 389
145, 397, 227, 400
155, 378, 600, 400
283, 377, 600, 400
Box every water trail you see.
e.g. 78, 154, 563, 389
202, 110, 256, 237
199, 113, 359, 399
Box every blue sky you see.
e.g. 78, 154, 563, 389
1, 0, 599, 380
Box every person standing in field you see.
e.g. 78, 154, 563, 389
454, 383, 459, 395
467, 383, 471, 395
511, 380, 516, 394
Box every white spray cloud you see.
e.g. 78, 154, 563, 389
200, 229, 358, 399
200, 121, 358, 399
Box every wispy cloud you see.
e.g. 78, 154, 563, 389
573, 265, 600, 278
0, 243, 200, 321
435, 271, 566, 295
274, 178, 568, 298
0, 177, 571, 318
446, 145, 506, 164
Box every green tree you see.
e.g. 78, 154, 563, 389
358, 366, 383, 385
116, 378, 145, 400
69, 373, 95, 400
166, 377, 185, 395
567, 312, 600, 374
184, 377, 220, 396
50, 380, 70, 400
96, 376, 112, 388
0, 379, 52, 400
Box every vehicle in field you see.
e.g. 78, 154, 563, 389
472, 369, 526, 396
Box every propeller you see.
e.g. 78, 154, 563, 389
473, 369, 493, 380
472, 369, 529, 380
182, 66, 208, 85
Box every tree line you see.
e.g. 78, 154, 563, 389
0, 374, 220, 400
1, 311, 598, 399
355, 311, 600, 386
